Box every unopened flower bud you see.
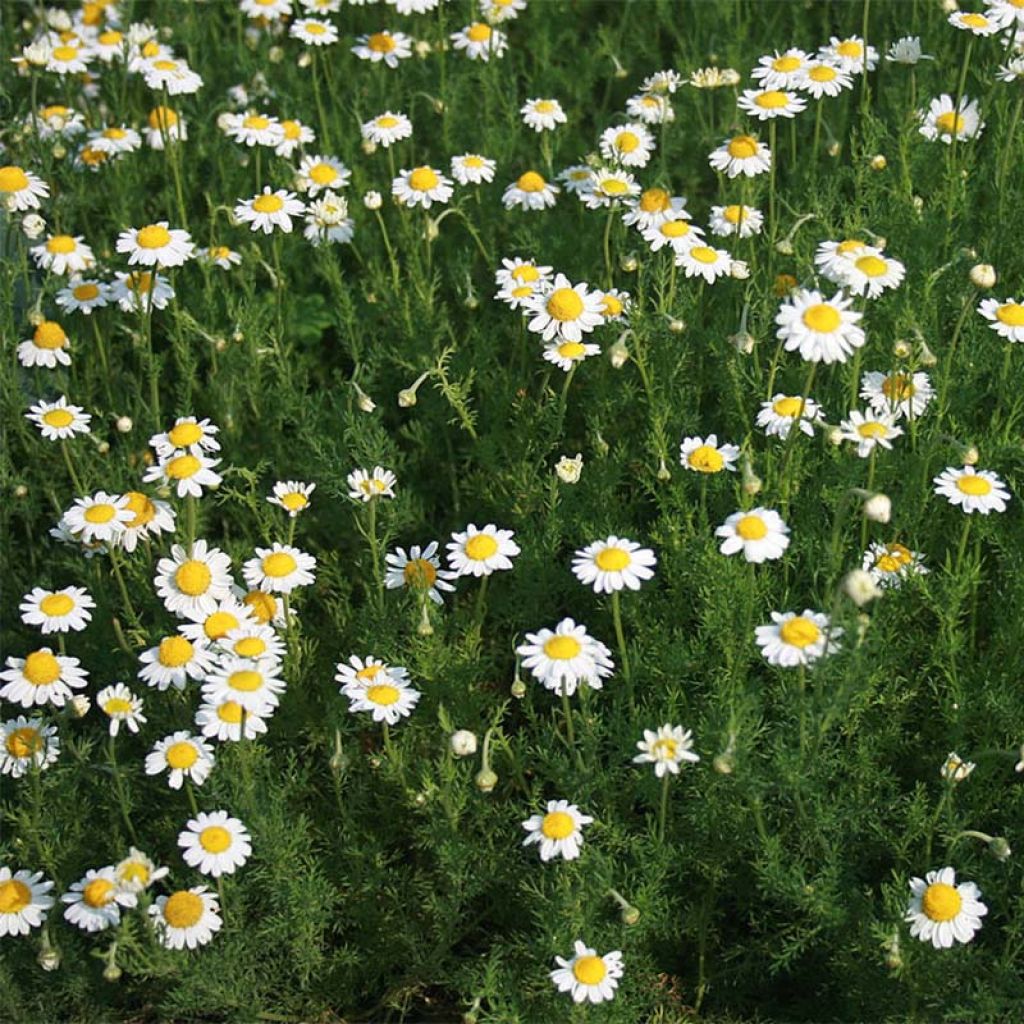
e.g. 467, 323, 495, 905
962, 445, 979, 466
989, 836, 1012, 861
363, 190, 383, 211
892, 339, 912, 359
415, 39, 432, 59
729, 260, 750, 280
14, 484, 28, 499
620, 253, 638, 273
827, 426, 843, 446
730, 331, 755, 355
969, 263, 996, 290
352, 382, 375, 413
38, 945, 60, 972
912, 195, 924, 213
668, 318, 685, 333
843, 569, 882, 607
555, 452, 583, 484
828, 141, 841, 157
608, 337, 630, 368
297, 50, 312, 68
116, 416, 133, 434
450, 730, 477, 758
883, 932, 902, 971
98, 441, 110, 455
361, 138, 377, 156
399, 370, 430, 408
103, 962, 122, 983
268, 46, 284, 63
510, 678, 527, 699
656, 458, 671, 482
863, 492, 891, 523
918, 341, 938, 367
742, 458, 762, 496
21, 213, 46, 240
216, 111, 234, 132
475, 768, 497, 793
775, 238, 794, 256
424, 219, 440, 243
70, 695, 91, 718
870, 154, 887, 170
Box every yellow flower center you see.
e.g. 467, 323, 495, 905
168, 421, 203, 447
209, 246, 231, 261
309, 162, 337, 185
595, 547, 631, 571
546, 288, 585, 321
661, 220, 690, 238
98, 30, 123, 45
616, 130, 640, 153
104, 697, 133, 715
572, 956, 607, 985
772, 396, 804, 417
376, 116, 398, 128
84, 502, 116, 523
43, 409, 74, 428
687, 445, 724, 472
366, 683, 400, 705
229, 670, 263, 692
0, 166, 31, 192
467, 22, 492, 42
244, 591, 277, 623
557, 342, 587, 359
175, 560, 212, 596
304, 21, 326, 34
773, 55, 802, 72
755, 90, 789, 109
166, 454, 201, 479
52, 45, 79, 62
281, 491, 309, 511
408, 167, 439, 192
23, 651, 60, 684
837, 40, 862, 58
0, 879, 32, 913
368, 32, 396, 53
119, 862, 149, 885
233, 637, 266, 658
126, 271, 153, 293
243, 115, 270, 130
935, 112, 965, 135
34, 322, 67, 349
512, 285, 533, 299
403, 558, 437, 588
357, 665, 384, 681
736, 515, 768, 540
72, 283, 100, 302
166, 742, 198, 769
124, 491, 156, 528
857, 421, 888, 439
837, 239, 864, 255
540, 811, 575, 839
83, 878, 115, 908
601, 177, 629, 195
652, 737, 678, 759
534, 100, 556, 113
39, 593, 74, 616
6, 727, 42, 758
956, 474, 992, 496
723, 205, 746, 224
199, 826, 232, 853
802, 303, 841, 333
46, 235, 77, 254
146, 106, 176, 132
922, 882, 962, 922
81, 147, 107, 167
543, 635, 581, 660
881, 374, 915, 400
516, 170, 546, 193
152, 59, 178, 70
960, 12, 989, 27
137, 225, 172, 249
217, 701, 245, 724
282, 120, 301, 140
164, 890, 204, 928
855, 255, 887, 277
465, 534, 499, 560
142, 41, 162, 56
263, 552, 298, 578
639, 187, 670, 212
103, 128, 126, 140
778, 616, 820, 648
253, 193, 284, 213
809, 65, 837, 82
876, 544, 912, 573
158, 635, 194, 667
688, 245, 719, 264
996, 303, 1024, 326
601, 293, 623, 316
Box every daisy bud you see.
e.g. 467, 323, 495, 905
216, 112, 234, 132
232, 329, 244, 343
363, 190, 383, 211
414, 792, 427, 806
38, 945, 61, 972
361, 139, 377, 156
594, 432, 610, 457
843, 569, 882, 608
941, 752, 975, 782
912, 195, 924, 213
555, 452, 583, 484
116, 416, 133, 434
103, 962, 122, 983
863, 492, 891, 524
730, 331, 755, 355
21, 213, 46, 240
14, 484, 27, 499
215, 338, 228, 353
883, 932, 902, 971
729, 260, 750, 280
433, 98, 446, 115
828, 141, 841, 157
892, 339, 912, 359
742, 458, 762, 496
608, 337, 630, 369
942, 0, 959, 10
608, 889, 641, 925
827, 426, 844, 446
668, 318, 685, 333
870, 154, 887, 171
510, 678, 527, 699
720, 68, 741, 86
417, 602, 434, 636
450, 729, 478, 758
969, 263, 996, 290
329, 729, 347, 775
70, 695, 91, 718
475, 767, 498, 793
297, 51, 312, 69
775, 239, 794, 256
963, 445, 979, 466
352, 382, 376, 413
415, 39, 432, 59
424, 218, 440, 243
620, 253, 638, 273
657, 458, 671, 482
268, 46, 284, 63
399, 370, 430, 408
918, 341, 937, 367
52, 145, 69, 163
989, 837, 1012, 861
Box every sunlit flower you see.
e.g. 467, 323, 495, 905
755, 609, 841, 667
145, 731, 215, 789
571, 536, 656, 593
906, 867, 986, 948
633, 724, 700, 777
933, 466, 1010, 514
521, 801, 593, 861
96, 683, 146, 736
62, 867, 136, 932
516, 618, 615, 696
715, 508, 790, 563
19, 586, 94, 634
550, 942, 624, 1005
679, 434, 739, 473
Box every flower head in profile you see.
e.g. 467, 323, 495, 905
385, 543, 457, 605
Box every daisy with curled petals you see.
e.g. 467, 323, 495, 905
118, 490, 176, 553
579, 170, 640, 210
863, 542, 928, 589
622, 188, 686, 231
918, 95, 984, 143
757, 394, 825, 439
335, 655, 410, 693
820, 35, 878, 74
861, 371, 933, 420
495, 256, 553, 292
839, 410, 904, 457
634, 724, 700, 777
516, 619, 615, 697
550, 942, 624, 1005
558, 165, 596, 194
141, 58, 204, 96
146, 106, 187, 150
755, 610, 841, 668
933, 466, 1011, 514
392, 166, 454, 210
598, 289, 630, 322
62, 867, 137, 933
304, 192, 355, 247
55, 280, 109, 316
948, 10, 999, 35
62, 492, 133, 545
451, 22, 507, 61
680, 434, 740, 474
1, 718, 60, 778
201, 658, 286, 714
116, 222, 194, 268
115, 849, 169, 895
199, 246, 242, 270
978, 296, 1024, 343
290, 17, 338, 44
154, 540, 234, 619
887, 36, 932, 64
751, 48, 811, 88
19, 586, 94, 634
149, 887, 222, 950
572, 537, 656, 594
502, 170, 560, 211
838, 248, 905, 299
385, 543, 457, 605
138, 633, 216, 692
451, 154, 496, 186
737, 88, 807, 120
268, 480, 315, 517
447, 524, 520, 578
775, 289, 865, 365
222, 113, 285, 149
627, 92, 674, 124
111, 270, 175, 313
352, 30, 413, 68
642, 217, 704, 255
543, 338, 601, 373
97, 683, 146, 737
708, 134, 772, 178
361, 111, 412, 148
0, 165, 49, 211
179, 812, 252, 877
143, 450, 223, 498
18, 320, 72, 369
217, 623, 286, 665
676, 242, 733, 284
599, 123, 654, 168
196, 698, 269, 743
814, 238, 870, 282
906, 867, 987, 948
797, 61, 853, 99
31, 234, 95, 276
523, 274, 605, 342
521, 801, 593, 861
234, 188, 306, 235
275, 118, 315, 159
240, 587, 287, 628
521, 98, 566, 132
150, 416, 221, 458
145, 731, 215, 789
0, 868, 54, 936
296, 154, 351, 197
26, 396, 91, 440
716, 508, 790, 563
709, 204, 763, 238
344, 676, 421, 725
242, 543, 316, 594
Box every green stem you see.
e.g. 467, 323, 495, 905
185, 780, 200, 817
602, 207, 615, 288
107, 736, 138, 844
560, 679, 581, 767
778, 363, 817, 511
611, 590, 632, 683
108, 549, 140, 629
60, 440, 84, 493
936, 291, 975, 424
657, 771, 671, 842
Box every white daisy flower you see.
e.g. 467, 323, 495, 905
116, 222, 194, 268
31, 234, 95, 276
523, 273, 605, 342
348, 466, 397, 502
361, 111, 413, 148
87, 125, 143, 156
679, 434, 740, 474
860, 371, 933, 420
642, 69, 683, 93
240, 588, 287, 628
906, 867, 987, 949
93, 29, 127, 63
949, 10, 1000, 35
195, 698, 269, 743
775, 289, 865, 365
557, 165, 596, 194
550, 942, 624, 1005
989, 0, 1024, 28
55, 280, 109, 316
335, 655, 410, 693
46, 43, 93, 75
839, 410, 904, 457
887, 36, 932, 64
115, 849, 169, 894
153, 540, 234, 619
275, 118, 315, 158
392, 165, 454, 209
96, 683, 146, 736
344, 677, 421, 724
641, 216, 704, 255
755, 610, 841, 668
622, 189, 686, 231
516, 618, 615, 696
197, 245, 241, 271
62, 492, 132, 544
480, 0, 526, 21
599, 122, 654, 167
450, 153, 496, 186
35, 105, 86, 140
708, 134, 772, 178
201, 658, 286, 715
303, 192, 355, 247
521, 800, 593, 861
140, 57, 203, 95
0, 868, 55, 936
579, 169, 640, 210
819, 35, 878, 74
863, 541, 928, 588
143, 450, 223, 498
750, 48, 809, 87
451, 22, 507, 61
675, 242, 733, 284
756, 394, 825, 439
296, 153, 351, 197
838, 247, 906, 299
715, 508, 790, 563
138, 633, 217, 692
446, 524, 520, 577
290, 17, 338, 44
145, 731, 215, 789
502, 170, 560, 211
241, 0, 292, 17
268, 480, 315, 517
110, 270, 175, 313
19, 586, 94, 634
1, 718, 60, 778
234, 187, 306, 234
797, 60, 853, 98
814, 238, 871, 283
179, 812, 252, 878
940, 752, 976, 782
145, 105, 188, 150
179, 599, 255, 646
542, 338, 601, 372
0, 165, 50, 211
633, 724, 700, 777
385, 542, 457, 605
150, 416, 221, 458
117, 490, 177, 553
737, 87, 807, 120
19, 318, 72, 373
62, 867, 136, 933
978, 297, 1024, 342
597, 289, 630, 322
222, 112, 284, 149
351, 30, 413, 67
571, 537, 656, 594
149, 887, 222, 950
918, 94, 984, 143
625, 91, 674, 124
520, 98, 566, 132
494, 256, 553, 292
709, 204, 763, 238
217, 622, 285, 665
933, 466, 1011, 514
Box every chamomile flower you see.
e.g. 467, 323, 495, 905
304, 191, 355, 246
179, 812, 252, 878
633, 724, 700, 777
521, 98, 567, 132
446, 524, 520, 578
31, 234, 95, 276
199, 246, 242, 270
217, 623, 285, 665
290, 17, 338, 44
62, 867, 136, 932
940, 752, 976, 782
138, 633, 217, 692
154, 541, 234, 619
0, 868, 55, 935
348, 466, 397, 502
87, 125, 142, 156
242, 543, 316, 594
35, 105, 86, 140
336, 656, 409, 693
949, 10, 1000, 35
516, 618, 615, 696
268, 480, 315, 517
296, 153, 351, 196
756, 394, 825, 438
450, 153, 496, 186
55, 279, 109, 316
755, 610, 841, 667
62, 492, 132, 544
343, 677, 421, 724
579, 169, 640, 209
572, 537, 657, 594
143, 451, 223, 498
19, 586, 94, 634
598, 289, 630, 321
110, 270, 174, 312
145, 731, 215, 789
887, 36, 932, 64
558, 165, 596, 194
480, 0, 527, 21
201, 658, 286, 714
0, 165, 50, 211
622, 188, 686, 231
523, 274, 605, 342
116, 222, 194, 267
709, 204, 763, 238
47, 43, 93, 75
241, 0, 293, 17
599, 122, 654, 167
502, 170, 560, 211
737, 87, 807, 120
1, 718, 60, 778
234, 187, 306, 234
96, 683, 146, 736
222, 112, 283, 149
451, 22, 507, 60
195, 698, 269, 742
676, 242, 733, 284
626, 92, 674, 124
392, 165, 454, 209
93, 29, 127, 62
797, 60, 853, 99
115, 849, 169, 894
839, 410, 904, 457
275, 118, 315, 158
542, 338, 601, 371
906, 868, 987, 948
141, 56, 203, 94
361, 111, 413, 147
820, 35, 878, 73
978, 297, 1024, 342
180, 599, 255, 646
145, 106, 188, 149
550, 942, 624, 1005
933, 466, 1011, 514
709, 133, 772, 178
715, 508, 790, 563
919, 95, 985, 143
521, 801, 593, 861
385, 543, 457, 605
117, 490, 176, 553
679, 434, 740, 474
149, 886, 222, 950
495, 256, 552, 292
863, 542, 928, 588
150, 417, 221, 458
838, 248, 906, 299
752, 48, 811, 88
860, 371, 933, 419
776, 289, 865, 365
352, 30, 413, 68
641, 216, 704, 254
